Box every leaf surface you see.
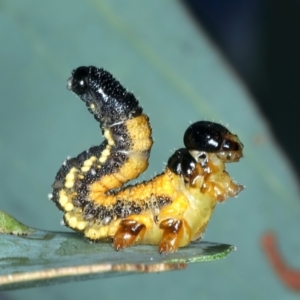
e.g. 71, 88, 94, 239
0, 212, 234, 291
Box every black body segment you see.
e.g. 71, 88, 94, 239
67, 66, 142, 127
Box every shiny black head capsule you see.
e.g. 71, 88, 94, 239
167, 148, 198, 183
184, 121, 243, 162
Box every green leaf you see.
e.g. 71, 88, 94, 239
0, 212, 234, 291
0, 211, 33, 235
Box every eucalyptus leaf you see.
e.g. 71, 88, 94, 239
0, 210, 32, 235
0, 212, 234, 291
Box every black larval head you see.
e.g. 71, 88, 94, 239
184, 121, 230, 152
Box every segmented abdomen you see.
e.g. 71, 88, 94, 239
50, 66, 153, 233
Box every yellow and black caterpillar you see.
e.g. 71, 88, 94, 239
50, 66, 244, 253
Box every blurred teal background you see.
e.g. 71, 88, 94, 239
1, 1, 300, 299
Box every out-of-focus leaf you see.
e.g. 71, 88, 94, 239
0, 211, 32, 235
0, 213, 234, 291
